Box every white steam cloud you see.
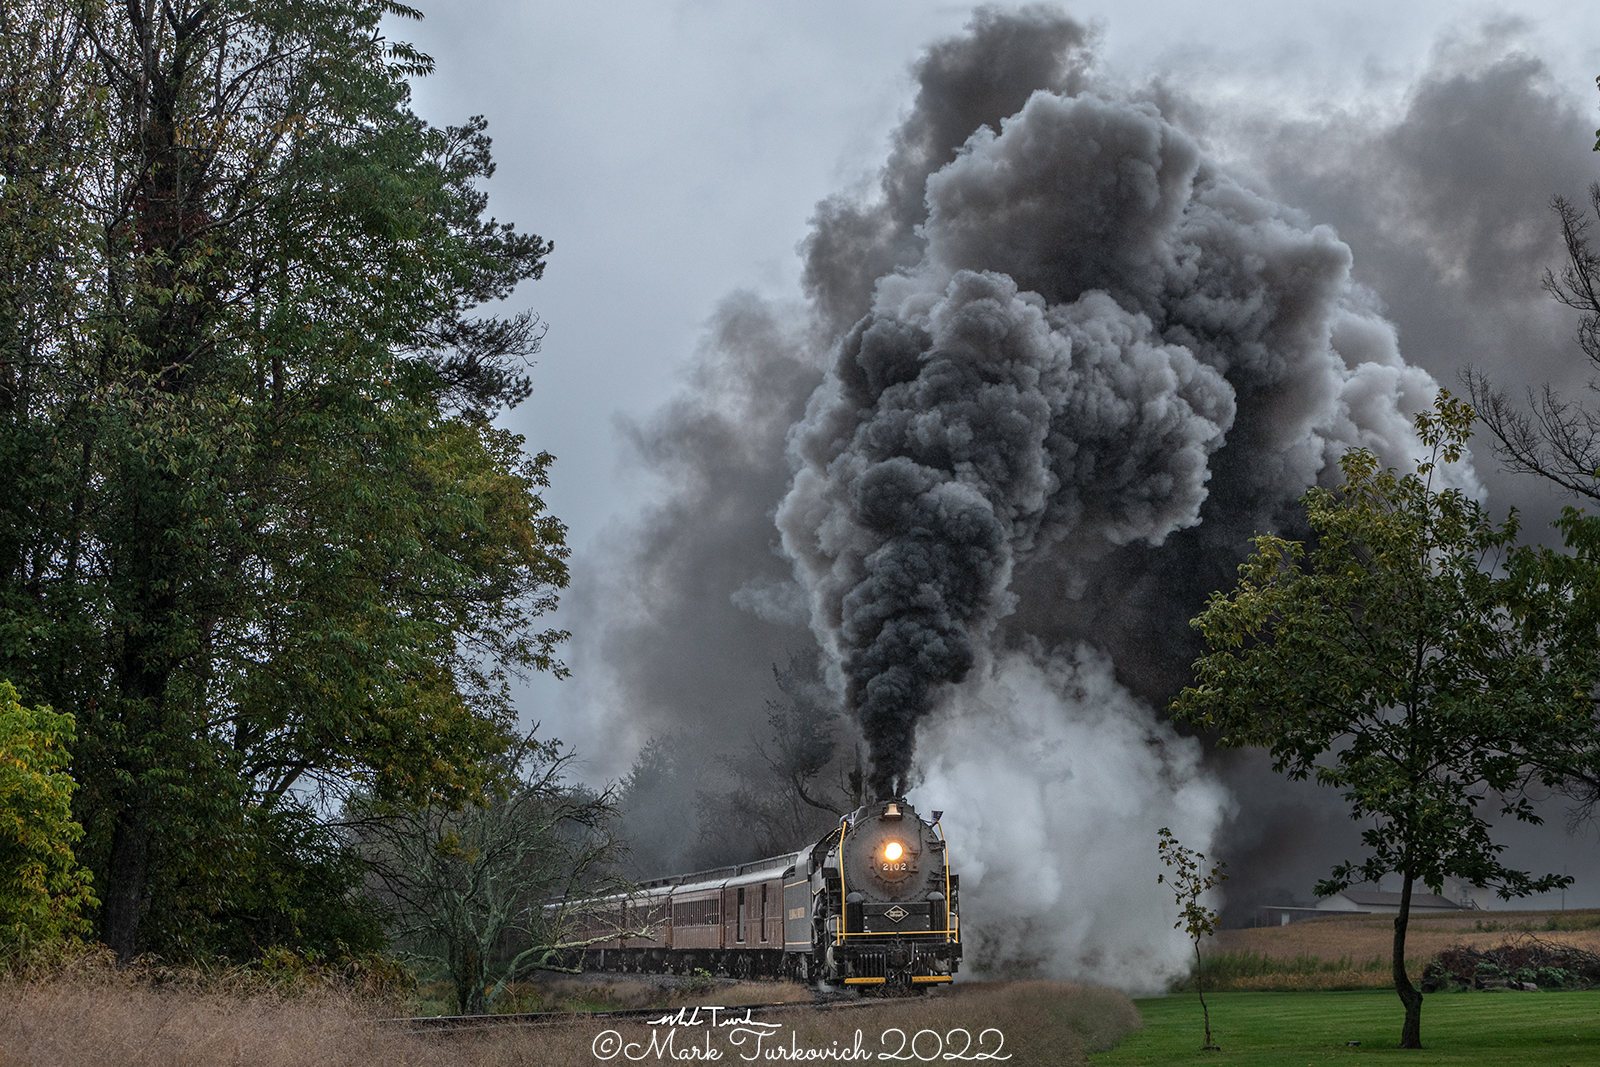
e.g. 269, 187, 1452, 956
915, 647, 1231, 989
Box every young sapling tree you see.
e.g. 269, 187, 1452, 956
1158, 827, 1226, 1052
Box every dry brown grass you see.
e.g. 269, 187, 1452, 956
1213, 910, 1600, 965
0, 976, 1136, 1067
1200, 967, 1396, 992
937, 980, 1141, 1063
671, 978, 814, 1006
491, 975, 816, 1013
571, 980, 1139, 1067
1, 982, 420, 1067
1183, 910, 1600, 991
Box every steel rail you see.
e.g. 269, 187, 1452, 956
382, 996, 879, 1034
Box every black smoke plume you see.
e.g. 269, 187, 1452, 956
781, 269, 1232, 797
779, 24, 1456, 800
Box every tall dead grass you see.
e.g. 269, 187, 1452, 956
1213, 912, 1600, 969
1169, 949, 1395, 993
1187, 910, 1600, 992
0, 976, 1137, 1067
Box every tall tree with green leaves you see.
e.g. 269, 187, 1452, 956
1174, 393, 1582, 1049
0, 1, 566, 960
1515, 509, 1600, 834
1462, 90, 1600, 821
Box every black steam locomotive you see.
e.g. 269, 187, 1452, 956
571, 798, 960, 991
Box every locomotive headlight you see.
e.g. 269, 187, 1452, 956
884, 841, 903, 862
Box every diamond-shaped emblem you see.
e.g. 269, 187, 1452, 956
884, 905, 909, 923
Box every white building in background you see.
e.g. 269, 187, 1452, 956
1314, 888, 1472, 915
1254, 876, 1486, 926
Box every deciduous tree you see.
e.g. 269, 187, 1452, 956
1465, 180, 1600, 500
0, 0, 565, 959
1157, 827, 1225, 1052
1174, 394, 1581, 1049
1462, 111, 1600, 822
354, 735, 636, 1015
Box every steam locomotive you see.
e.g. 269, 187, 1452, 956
570, 798, 960, 991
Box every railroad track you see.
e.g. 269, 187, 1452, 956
385, 996, 879, 1035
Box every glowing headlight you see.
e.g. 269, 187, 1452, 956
884, 841, 903, 862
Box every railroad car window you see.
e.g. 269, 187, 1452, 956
672, 899, 722, 927
736, 887, 745, 942
760, 883, 768, 942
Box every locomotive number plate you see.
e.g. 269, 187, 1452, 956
880, 861, 909, 872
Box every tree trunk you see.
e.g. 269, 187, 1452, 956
88, 9, 212, 960
1393, 871, 1422, 1049
102, 810, 151, 961
96, 556, 180, 959
454, 941, 488, 1015
1195, 937, 1219, 1050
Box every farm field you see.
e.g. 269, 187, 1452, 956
1214, 909, 1600, 962
1182, 910, 1600, 991
1091, 988, 1600, 1067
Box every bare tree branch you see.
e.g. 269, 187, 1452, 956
351, 733, 637, 1014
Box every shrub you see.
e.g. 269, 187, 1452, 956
0, 681, 96, 946
1424, 936, 1600, 992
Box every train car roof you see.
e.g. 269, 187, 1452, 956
542, 852, 804, 910
637, 851, 802, 893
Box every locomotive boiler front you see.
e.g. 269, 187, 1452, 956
808, 798, 961, 990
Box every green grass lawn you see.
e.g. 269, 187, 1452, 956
1090, 989, 1600, 1067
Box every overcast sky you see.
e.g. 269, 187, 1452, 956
396, 2, 1600, 908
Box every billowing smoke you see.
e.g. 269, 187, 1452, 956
779, 49, 1452, 801
565, 292, 822, 771
1237, 23, 1598, 533
576, 6, 1593, 984
779, 269, 1234, 797
803, 6, 1097, 335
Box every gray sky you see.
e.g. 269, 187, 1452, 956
398, 2, 1600, 909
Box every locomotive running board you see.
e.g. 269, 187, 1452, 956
843, 977, 886, 984
911, 976, 952, 983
